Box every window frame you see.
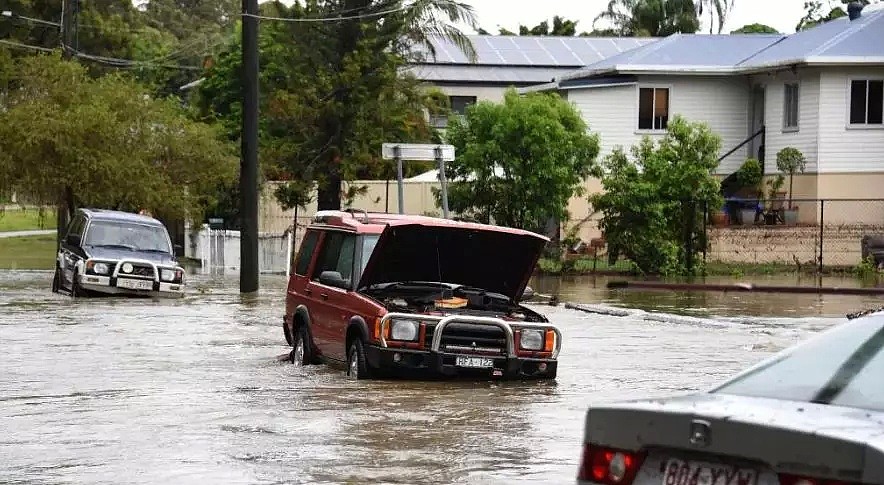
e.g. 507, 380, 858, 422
847, 77, 884, 129
782, 82, 800, 132
293, 229, 320, 277
636, 85, 671, 133
309, 229, 358, 290
448, 95, 477, 116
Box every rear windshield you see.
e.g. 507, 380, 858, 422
712, 315, 884, 412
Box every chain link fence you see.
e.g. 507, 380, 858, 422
705, 198, 884, 271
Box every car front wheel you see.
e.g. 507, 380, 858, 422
291, 326, 311, 367
346, 339, 372, 380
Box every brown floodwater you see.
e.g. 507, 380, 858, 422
0, 270, 878, 484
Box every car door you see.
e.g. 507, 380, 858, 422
60, 214, 87, 287
308, 230, 358, 363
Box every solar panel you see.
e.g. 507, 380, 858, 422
541, 39, 583, 65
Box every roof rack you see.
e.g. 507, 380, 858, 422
342, 208, 369, 222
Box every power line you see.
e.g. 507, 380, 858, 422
242, 4, 407, 23
0, 38, 54, 52
1, 10, 62, 27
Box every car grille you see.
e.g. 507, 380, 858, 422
120, 263, 155, 279
425, 322, 508, 356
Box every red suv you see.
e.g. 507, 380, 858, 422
283, 210, 562, 380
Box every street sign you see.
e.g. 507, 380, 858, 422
382, 143, 455, 162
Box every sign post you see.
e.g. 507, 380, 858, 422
382, 143, 455, 218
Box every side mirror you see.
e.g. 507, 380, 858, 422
174, 244, 184, 252
319, 271, 349, 290
522, 286, 536, 301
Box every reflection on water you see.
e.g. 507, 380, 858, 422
0, 270, 851, 484
529, 274, 884, 318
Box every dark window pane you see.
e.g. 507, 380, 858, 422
868, 80, 883, 125
654, 88, 669, 130
449, 96, 477, 115
850, 80, 868, 124
784, 84, 799, 128
638, 88, 654, 130
294, 230, 319, 276
360, 235, 380, 275
313, 232, 344, 280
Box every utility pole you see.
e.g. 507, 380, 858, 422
56, 0, 77, 248
240, 0, 260, 293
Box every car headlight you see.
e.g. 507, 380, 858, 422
390, 319, 419, 341
160, 269, 176, 282
93, 262, 109, 275
520, 329, 544, 350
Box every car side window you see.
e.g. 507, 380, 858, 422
311, 231, 357, 285
294, 230, 319, 276
65, 215, 86, 243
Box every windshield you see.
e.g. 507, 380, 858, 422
712, 315, 884, 412
83, 220, 172, 253
360, 235, 380, 275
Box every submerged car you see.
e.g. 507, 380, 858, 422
283, 210, 561, 380
577, 310, 884, 485
53, 208, 185, 298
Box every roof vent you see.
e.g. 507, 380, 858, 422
848, 1, 864, 20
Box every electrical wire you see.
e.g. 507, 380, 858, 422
241, 4, 407, 23
0, 38, 54, 52
0, 11, 61, 27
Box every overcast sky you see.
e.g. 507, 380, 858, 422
463, 0, 808, 35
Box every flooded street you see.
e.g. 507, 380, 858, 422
0, 271, 875, 484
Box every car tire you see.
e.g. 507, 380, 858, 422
346, 339, 372, 380
291, 325, 311, 367
70, 269, 83, 298
51, 266, 61, 294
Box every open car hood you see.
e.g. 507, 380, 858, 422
356, 221, 549, 302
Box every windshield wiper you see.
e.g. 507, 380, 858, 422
365, 281, 448, 290
90, 244, 136, 250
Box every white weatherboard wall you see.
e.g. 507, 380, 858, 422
425, 84, 511, 103
567, 76, 751, 174
751, 69, 821, 174
818, 66, 884, 173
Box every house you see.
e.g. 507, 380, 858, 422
519, 2, 884, 207
410, 35, 655, 128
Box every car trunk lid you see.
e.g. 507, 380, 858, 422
583, 393, 884, 483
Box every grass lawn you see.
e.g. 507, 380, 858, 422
0, 207, 57, 232
0, 234, 57, 270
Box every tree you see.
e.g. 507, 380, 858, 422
730, 22, 779, 33
775, 147, 807, 209
593, 0, 700, 36
796, 0, 874, 31
590, 116, 723, 275
199, 1, 477, 213
695, 0, 734, 34
440, 88, 600, 233
0, 54, 237, 223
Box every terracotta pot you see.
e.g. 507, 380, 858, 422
711, 211, 728, 226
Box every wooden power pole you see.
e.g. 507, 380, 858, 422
240, 0, 260, 293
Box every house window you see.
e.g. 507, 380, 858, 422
638, 87, 669, 130
449, 96, 477, 116
783, 83, 799, 130
850, 80, 884, 125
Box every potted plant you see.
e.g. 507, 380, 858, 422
763, 174, 785, 225
776, 147, 807, 225
735, 158, 763, 225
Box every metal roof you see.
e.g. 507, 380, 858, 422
559, 34, 784, 81
738, 6, 884, 69
554, 5, 884, 83
408, 64, 575, 84
416, 35, 656, 67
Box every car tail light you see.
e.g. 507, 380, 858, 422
779, 474, 863, 485
578, 444, 645, 484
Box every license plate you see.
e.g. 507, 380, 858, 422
117, 278, 153, 290
454, 356, 494, 368
662, 459, 759, 485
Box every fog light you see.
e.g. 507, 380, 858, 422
121, 263, 133, 273
393, 353, 401, 363
538, 363, 547, 372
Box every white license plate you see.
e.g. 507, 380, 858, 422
455, 356, 494, 368
662, 458, 759, 485
117, 278, 153, 290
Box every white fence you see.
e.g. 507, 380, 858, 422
185, 224, 294, 275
